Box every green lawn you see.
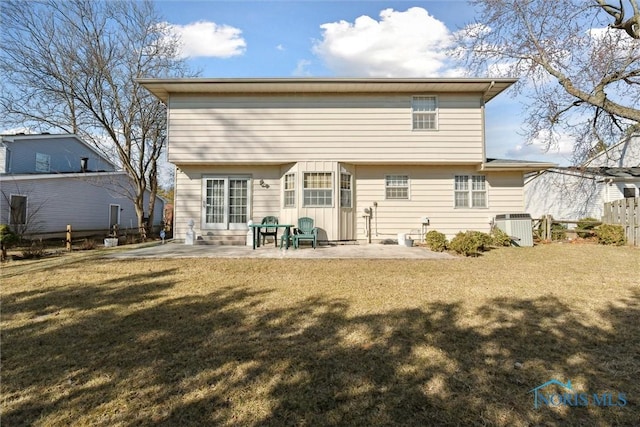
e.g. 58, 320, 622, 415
1, 244, 639, 426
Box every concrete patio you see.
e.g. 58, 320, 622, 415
105, 240, 456, 259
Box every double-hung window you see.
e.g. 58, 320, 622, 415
303, 172, 332, 207
412, 96, 437, 130
385, 175, 409, 200
455, 175, 487, 208
283, 173, 296, 207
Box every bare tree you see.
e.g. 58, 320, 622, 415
0, 184, 48, 239
0, 0, 194, 237
457, 0, 640, 162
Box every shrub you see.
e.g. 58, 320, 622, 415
0, 224, 18, 261
81, 239, 97, 250
425, 230, 448, 252
550, 223, 567, 241
595, 224, 626, 246
449, 231, 488, 256
491, 227, 512, 247
21, 241, 46, 259
576, 217, 599, 238
536, 219, 567, 241
470, 231, 493, 251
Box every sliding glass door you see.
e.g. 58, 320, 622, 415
202, 176, 250, 230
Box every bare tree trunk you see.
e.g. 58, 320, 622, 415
0, 0, 195, 233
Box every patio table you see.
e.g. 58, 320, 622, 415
248, 223, 294, 250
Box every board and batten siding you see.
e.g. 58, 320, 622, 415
354, 165, 524, 240
167, 93, 484, 164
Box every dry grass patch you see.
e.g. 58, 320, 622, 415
2, 244, 639, 426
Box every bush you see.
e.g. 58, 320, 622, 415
576, 217, 599, 238
81, 239, 97, 250
595, 224, 626, 246
551, 223, 567, 241
470, 231, 493, 251
449, 231, 489, 256
491, 227, 512, 247
425, 230, 448, 252
21, 241, 46, 259
0, 224, 18, 261
536, 219, 567, 241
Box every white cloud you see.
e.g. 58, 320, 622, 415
505, 130, 575, 165
313, 7, 457, 77
293, 59, 312, 76
167, 21, 246, 58
276, 44, 285, 51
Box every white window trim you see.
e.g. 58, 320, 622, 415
283, 173, 296, 208
35, 152, 51, 172
411, 95, 438, 131
454, 175, 488, 209
303, 172, 334, 207
201, 175, 252, 230
109, 204, 121, 228
340, 172, 352, 208
385, 174, 410, 200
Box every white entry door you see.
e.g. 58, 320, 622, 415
202, 177, 250, 230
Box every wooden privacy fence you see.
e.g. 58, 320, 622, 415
603, 198, 639, 246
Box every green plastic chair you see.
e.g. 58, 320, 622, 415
260, 216, 279, 247
293, 217, 318, 249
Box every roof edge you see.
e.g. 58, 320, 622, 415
137, 77, 518, 103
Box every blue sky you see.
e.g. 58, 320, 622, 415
156, 0, 573, 164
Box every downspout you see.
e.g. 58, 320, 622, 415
481, 81, 495, 163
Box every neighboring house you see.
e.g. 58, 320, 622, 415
139, 78, 555, 243
0, 133, 163, 237
525, 134, 640, 220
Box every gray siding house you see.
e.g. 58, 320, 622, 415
0, 134, 163, 237
139, 78, 554, 243
525, 134, 640, 220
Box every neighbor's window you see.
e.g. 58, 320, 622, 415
303, 172, 333, 206
455, 175, 487, 208
284, 173, 296, 207
35, 152, 50, 172
412, 96, 437, 130
623, 187, 637, 198
340, 173, 352, 208
10, 195, 27, 225
385, 175, 409, 199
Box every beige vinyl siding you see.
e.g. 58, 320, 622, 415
277, 161, 340, 242
355, 165, 524, 240
167, 93, 483, 164
173, 165, 281, 239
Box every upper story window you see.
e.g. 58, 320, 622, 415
303, 172, 333, 207
35, 152, 50, 172
385, 175, 409, 200
412, 96, 438, 130
283, 173, 296, 207
455, 175, 487, 208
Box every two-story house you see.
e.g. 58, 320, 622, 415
0, 133, 164, 238
139, 78, 554, 244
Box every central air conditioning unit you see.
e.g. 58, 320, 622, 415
494, 213, 534, 247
